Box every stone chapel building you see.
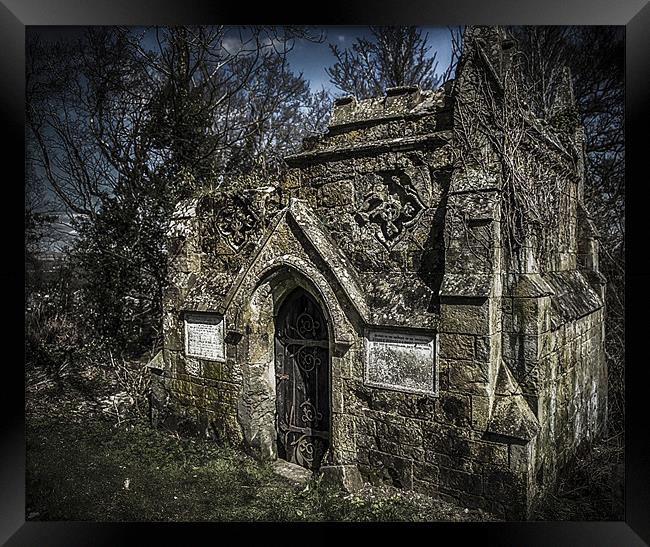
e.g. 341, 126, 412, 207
149, 27, 607, 519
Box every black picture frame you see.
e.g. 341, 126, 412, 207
6, 1, 649, 544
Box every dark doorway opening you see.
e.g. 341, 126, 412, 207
274, 288, 330, 470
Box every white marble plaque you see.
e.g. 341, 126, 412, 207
365, 330, 436, 395
184, 313, 225, 361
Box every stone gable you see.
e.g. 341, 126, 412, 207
150, 26, 607, 520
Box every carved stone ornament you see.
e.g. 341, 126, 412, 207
355, 172, 425, 249
200, 194, 259, 253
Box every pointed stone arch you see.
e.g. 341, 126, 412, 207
227, 257, 357, 465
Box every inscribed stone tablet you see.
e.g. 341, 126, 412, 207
184, 313, 225, 361
365, 330, 436, 395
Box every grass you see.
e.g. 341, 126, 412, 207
28, 414, 310, 521
25, 368, 495, 522
26, 365, 622, 522
531, 435, 625, 521
26, 415, 498, 522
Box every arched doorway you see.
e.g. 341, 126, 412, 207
274, 287, 330, 470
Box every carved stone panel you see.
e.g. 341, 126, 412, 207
184, 312, 225, 361
365, 329, 437, 395
355, 171, 425, 249
199, 194, 259, 254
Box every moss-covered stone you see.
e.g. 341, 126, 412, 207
150, 25, 607, 521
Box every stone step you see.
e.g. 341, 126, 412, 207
271, 459, 313, 486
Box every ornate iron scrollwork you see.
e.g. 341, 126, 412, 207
286, 311, 322, 340
275, 289, 330, 471
300, 400, 323, 426
355, 172, 425, 249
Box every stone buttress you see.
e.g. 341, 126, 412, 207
149, 26, 607, 519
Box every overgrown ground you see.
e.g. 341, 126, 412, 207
25, 366, 496, 522
532, 435, 624, 521
25, 365, 623, 522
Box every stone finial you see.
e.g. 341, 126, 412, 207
334, 95, 357, 107
460, 26, 516, 79
385, 85, 420, 97
463, 26, 509, 53
384, 85, 422, 112
551, 66, 576, 115
549, 65, 583, 157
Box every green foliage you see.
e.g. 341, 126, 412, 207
26, 408, 493, 522
25, 259, 106, 380
73, 190, 174, 354
27, 26, 332, 361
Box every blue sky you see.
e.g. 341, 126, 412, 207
285, 26, 456, 93
31, 25, 456, 94
28, 26, 457, 251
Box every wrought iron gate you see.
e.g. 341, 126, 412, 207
274, 288, 330, 470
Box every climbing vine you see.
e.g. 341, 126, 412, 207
452, 34, 580, 275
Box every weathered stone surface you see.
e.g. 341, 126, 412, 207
440, 301, 491, 335
364, 450, 414, 489
440, 273, 493, 298
439, 466, 483, 496
150, 25, 607, 522
273, 459, 313, 485
545, 271, 604, 329
436, 392, 472, 427
470, 395, 491, 431
486, 362, 540, 442
325, 87, 445, 129
319, 464, 364, 492
365, 329, 436, 394
438, 334, 475, 360
446, 360, 489, 394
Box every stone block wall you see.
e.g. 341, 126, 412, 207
284, 90, 453, 296
150, 26, 608, 521
154, 342, 244, 445
500, 271, 606, 513
530, 307, 607, 503
343, 368, 527, 517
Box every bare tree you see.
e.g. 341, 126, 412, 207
26, 26, 328, 353
326, 26, 444, 98
510, 26, 624, 435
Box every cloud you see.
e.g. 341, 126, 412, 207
221, 37, 243, 54
337, 35, 346, 42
